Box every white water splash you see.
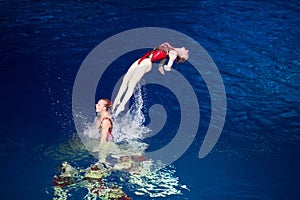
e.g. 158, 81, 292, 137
79, 82, 149, 142
71, 81, 188, 198
112, 81, 151, 143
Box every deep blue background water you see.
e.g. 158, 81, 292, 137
1, 0, 299, 199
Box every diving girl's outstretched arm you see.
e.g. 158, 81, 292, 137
164, 50, 177, 71
158, 59, 167, 75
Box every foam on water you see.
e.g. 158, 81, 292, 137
128, 164, 189, 198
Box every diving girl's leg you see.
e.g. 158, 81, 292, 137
112, 60, 139, 112
114, 59, 152, 117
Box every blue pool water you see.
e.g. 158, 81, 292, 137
1, 0, 299, 199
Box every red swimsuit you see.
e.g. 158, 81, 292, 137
138, 47, 168, 65
99, 117, 113, 141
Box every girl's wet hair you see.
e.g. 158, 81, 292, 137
176, 56, 186, 63
101, 98, 113, 110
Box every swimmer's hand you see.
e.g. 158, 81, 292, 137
163, 50, 176, 72
158, 66, 165, 75
158, 59, 167, 75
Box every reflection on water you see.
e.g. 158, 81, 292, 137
47, 83, 188, 199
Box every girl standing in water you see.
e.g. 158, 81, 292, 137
95, 98, 113, 143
